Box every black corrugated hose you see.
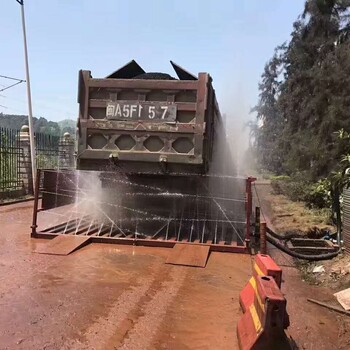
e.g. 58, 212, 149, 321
252, 183, 340, 260
265, 227, 341, 261
266, 227, 304, 240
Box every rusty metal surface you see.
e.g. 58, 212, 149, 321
88, 78, 198, 90
33, 232, 248, 254
82, 118, 200, 133
33, 235, 91, 255
76, 62, 222, 174
343, 188, 350, 255
166, 244, 210, 267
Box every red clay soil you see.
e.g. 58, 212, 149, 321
0, 201, 252, 350
2, 198, 350, 349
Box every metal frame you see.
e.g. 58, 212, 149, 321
31, 169, 253, 254
245, 177, 256, 245
31, 231, 248, 254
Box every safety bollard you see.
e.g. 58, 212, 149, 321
237, 276, 290, 350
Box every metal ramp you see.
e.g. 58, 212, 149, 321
34, 235, 91, 255
166, 244, 210, 267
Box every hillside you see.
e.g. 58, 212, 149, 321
0, 113, 76, 136
58, 119, 77, 135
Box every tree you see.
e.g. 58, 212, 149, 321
0, 113, 76, 137
252, 0, 350, 181
252, 45, 286, 173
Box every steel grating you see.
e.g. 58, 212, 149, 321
32, 169, 250, 253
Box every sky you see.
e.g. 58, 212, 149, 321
0, 0, 305, 124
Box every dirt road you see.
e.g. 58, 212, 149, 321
0, 202, 251, 350
2, 195, 349, 349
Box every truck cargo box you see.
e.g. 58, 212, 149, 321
76, 60, 224, 174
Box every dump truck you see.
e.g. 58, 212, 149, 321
76, 60, 227, 175
36, 61, 248, 252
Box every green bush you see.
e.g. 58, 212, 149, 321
271, 174, 331, 209
304, 179, 332, 209
284, 180, 311, 202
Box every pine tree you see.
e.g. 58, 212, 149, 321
253, 0, 350, 181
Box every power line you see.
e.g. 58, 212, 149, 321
0, 81, 25, 92
0, 93, 74, 117
0, 74, 25, 82
0, 74, 26, 93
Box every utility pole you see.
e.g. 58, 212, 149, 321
16, 0, 36, 192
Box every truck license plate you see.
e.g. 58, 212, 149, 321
106, 102, 177, 122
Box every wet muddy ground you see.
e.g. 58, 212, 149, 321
0, 202, 251, 350
2, 198, 349, 349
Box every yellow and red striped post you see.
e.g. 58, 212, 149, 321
237, 254, 290, 350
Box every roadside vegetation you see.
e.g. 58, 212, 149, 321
268, 191, 332, 232
0, 113, 75, 136
250, 0, 350, 225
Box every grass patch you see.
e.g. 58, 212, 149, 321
269, 193, 332, 234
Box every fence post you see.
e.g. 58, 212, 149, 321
18, 125, 33, 195
245, 177, 257, 247
260, 221, 267, 255
255, 206, 261, 238
58, 132, 75, 169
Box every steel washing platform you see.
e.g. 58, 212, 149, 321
33, 214, 248, 254
31, 170, 254, 254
